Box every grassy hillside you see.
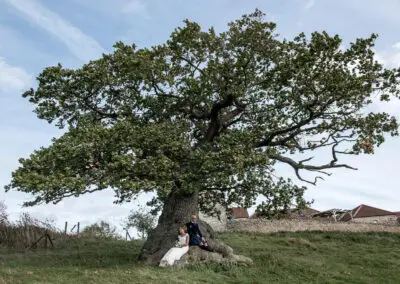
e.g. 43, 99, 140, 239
1, 231, 400, 283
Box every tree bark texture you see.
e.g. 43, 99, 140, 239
139, 192, 201, 265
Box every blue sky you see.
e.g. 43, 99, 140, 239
1, 0, 400, 235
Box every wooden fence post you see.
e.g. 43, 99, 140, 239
64, 221, 68, 234
124, 229, 132, 241
77, 222, 80, 235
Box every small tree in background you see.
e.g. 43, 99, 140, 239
81, 221, 119, 239
0, 201, 8, 224
255, 178, 312, 219
125, 207, 157, 239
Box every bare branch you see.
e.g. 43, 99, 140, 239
312, 169, 332, 176
335, 150, 356, 155
295, 172, 324, 185
299, 157, 314, 164
269, 152, 357, 171
268, 145, 357, 185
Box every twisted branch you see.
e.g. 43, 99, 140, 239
268, 137, 357, 185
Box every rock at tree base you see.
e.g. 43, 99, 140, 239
171, 245, 253, 268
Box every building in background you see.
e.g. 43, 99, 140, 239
339, 204, 398, 225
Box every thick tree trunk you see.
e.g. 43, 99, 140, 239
138, 191, 253, 267
138, 191, 200, 265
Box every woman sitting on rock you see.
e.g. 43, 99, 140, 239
159, 227, 189, 267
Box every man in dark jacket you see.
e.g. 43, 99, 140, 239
186, 215, 213, 251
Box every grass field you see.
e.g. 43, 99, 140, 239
1, 231, 400, 283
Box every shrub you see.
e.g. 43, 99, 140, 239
81, 221, 121, 239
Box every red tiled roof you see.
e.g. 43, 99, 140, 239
230, 207, 249, 218
340, 204, 395, 221
352, 204, 394, 218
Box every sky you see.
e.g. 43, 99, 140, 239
1, 0, 400, 236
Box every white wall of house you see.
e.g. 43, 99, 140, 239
351, 215, 399, 225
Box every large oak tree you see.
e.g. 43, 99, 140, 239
5, 10, 400, 264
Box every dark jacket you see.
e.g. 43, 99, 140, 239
186, 221, 202, 239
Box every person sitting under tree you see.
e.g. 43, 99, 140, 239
186, 215, 213, 251
159, 227, 190, 267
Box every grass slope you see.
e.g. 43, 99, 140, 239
1, 231, 400, 283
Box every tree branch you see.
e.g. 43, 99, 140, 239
204, 94, 235, 141
48, 187, 103, 205
179, 56, 206, 77
81, 91, 119, 120
255, 97, 338, 148
268, 141, 357, 185
151, 74, 179, 99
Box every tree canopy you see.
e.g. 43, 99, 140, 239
5, 10, 400, 215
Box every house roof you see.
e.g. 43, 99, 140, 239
393, 211, 400, 216
230, 207, 249, 218
340, 204, 395, 221
352, 204, 394, 218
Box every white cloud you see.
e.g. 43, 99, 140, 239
375, 42, 400, 68
304, 0, 315, 10
4, 0, 105, 62
121, 0, 147, 15
343, 0, 400, 27
71, 0, 149, 18
373, 44, 400, 116
0, 58, 31, 93
393, 42, 400, 49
